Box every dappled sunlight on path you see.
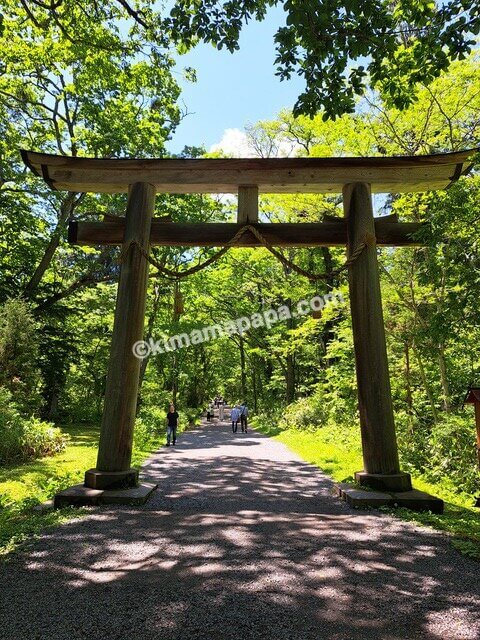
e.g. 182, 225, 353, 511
1, 417, 479, 640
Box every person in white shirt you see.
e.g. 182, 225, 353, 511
218, 399, 225, 421
230, 405, 240, 433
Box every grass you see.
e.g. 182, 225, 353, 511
253, 419, 480, 561
0, 423, 163, 558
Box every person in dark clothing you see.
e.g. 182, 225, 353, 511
166, 404, 179, 446
239, 403, 249, 433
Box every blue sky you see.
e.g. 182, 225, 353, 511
166, 6, 304, 155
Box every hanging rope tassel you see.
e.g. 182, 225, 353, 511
174, 282, 184, 316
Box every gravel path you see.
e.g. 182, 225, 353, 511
1, 417, 479, 640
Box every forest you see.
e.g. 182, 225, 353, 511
0, 1, 479, 556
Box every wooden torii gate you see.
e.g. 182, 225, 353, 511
22, 149, 474, 505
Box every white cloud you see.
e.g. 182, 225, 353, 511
209, 128, 255, 157
210, 126, 301, 158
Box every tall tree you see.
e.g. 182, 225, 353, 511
0, 0, 181, 302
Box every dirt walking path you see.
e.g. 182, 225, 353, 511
1, 416, 479, 640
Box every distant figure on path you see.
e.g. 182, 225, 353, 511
166, 404, 179, 446
218, 399, 225, 421
206, 402, 214, 422
239, 403, 249, 433
231, 405, 240, 433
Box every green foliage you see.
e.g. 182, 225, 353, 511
396, 411, 480, 495
279, 388, 328, 431
167, 1, 480, 118
0, 0, 183, 422
427, 413, 479, 494
0, 423, 97, 557
0, 298, 42, 412
0, 420, 166, 557
0, 387, 67, 465
132, 419, 159, 457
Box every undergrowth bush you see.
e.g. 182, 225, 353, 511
132, 418, 158, 451
0, 298, 43, 413
0, 387, 67, 465
134, 404, 201, 450
427, 413, 479, 494
266, 387, 479, 497
280, 394, 327, 431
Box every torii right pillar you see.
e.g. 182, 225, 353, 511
343, 183, 412, 492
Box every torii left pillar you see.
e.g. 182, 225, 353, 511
85, 182, 155, 490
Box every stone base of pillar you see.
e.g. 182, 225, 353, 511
335, 483, 443, 514
54, 482, 157, 509
84, 468, 138, 490
355, 470, 412, 492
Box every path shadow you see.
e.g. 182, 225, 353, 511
1, 422, 479, 640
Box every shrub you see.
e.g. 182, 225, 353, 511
20, 418, 67, 460
0, 386, 67, 465
132, 418, 157, 452
427, 413, 479, 495
396, 410, 432, 474
138, 405, 167, 433
396, 410, 479, 495
0, 298, 43, 413
279, 386, 329, 432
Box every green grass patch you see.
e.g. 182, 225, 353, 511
270, 426, 361, 483
0, 422, 163, 559
254, 419, 480, 561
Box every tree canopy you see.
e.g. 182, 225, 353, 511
9, 1, 479, 120
167, 0, 480, 118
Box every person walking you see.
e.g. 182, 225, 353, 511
239, 403, 249, 433
231, 404, 240, 433
218, 398, 225, 422
207, 402, 215, 422
166, 404, 179, 446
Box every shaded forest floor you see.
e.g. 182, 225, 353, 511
1, 418, 479, 640
253, 420, 480, 561
2, 417, 479, 562
0, 423, 162, 557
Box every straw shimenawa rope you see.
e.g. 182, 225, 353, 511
118, 224, 367, 282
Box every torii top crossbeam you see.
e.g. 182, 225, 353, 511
21, 149, 475, 194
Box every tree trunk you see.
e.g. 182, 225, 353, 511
437, 342, 451, 412
24, 192, 84, 296
412, 343, 439, 424
252, 357, 258, 413
239, 334, 247, 400
138, 285, 162, 389
47, 387, 60, 420
286, 298, 295, 403
404, 341, 413, 415
286, 352, 295, 403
